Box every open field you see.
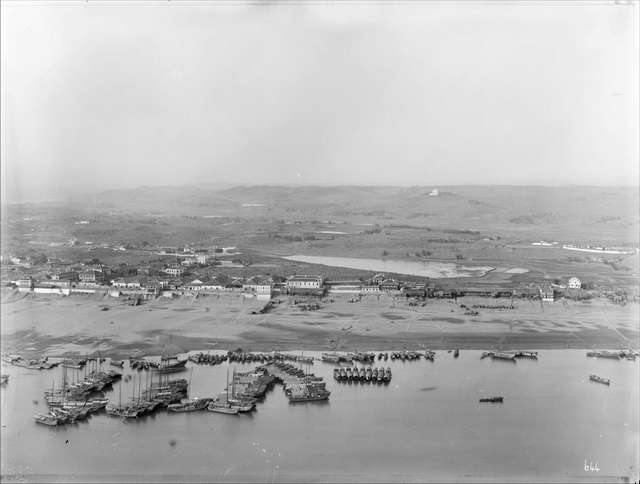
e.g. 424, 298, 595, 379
2, 185, 638, 290
1, 290, 638, 359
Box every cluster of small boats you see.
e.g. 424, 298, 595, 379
128, 357, 188, 372
2, 354, 59, 370
321, 352, 352, 363
586, 349, 637, 360
188, 352, 231, 365
391, 350, 435, 361
209, 368, 276, 413
34, 407, 94, 425
35, 366, 122, 426
61, 358, 90, 369
45, 369, 120, 407
333, 366, 391, 383
260, 362, 330, 402
106, 377, 188, 418
481, 350, 538, 360
188, 350, 315, 366
321, 349, 436, 363
167, 367, 277, 415
22, 346, 635, 428
1, 374, 9, 384
271, 351, 315, 364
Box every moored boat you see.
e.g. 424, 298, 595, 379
34, 412, 59, 426
586, 350, 623, 359
589, 374, 610, 385
168, 397, 210, 412
514, 350, 537, 358
206, 399, 240, 414
286, 382, 330, 402
7, 355, 57, 370
0, 374, 8, 384
365, 367, 372, 381
491, 352, 516, 360
61, 359, 85, 369
383, 367, 392, 382
106, 404, 139, 418
322, 353, 341, 363
156, 359, 188, 373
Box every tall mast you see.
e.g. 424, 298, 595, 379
226, 369, 230, 402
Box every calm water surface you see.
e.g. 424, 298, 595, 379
283, 255, 495, 278
1, 351, 638, 483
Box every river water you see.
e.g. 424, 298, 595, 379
1, 351, 638, 483
282, 255, 495, 278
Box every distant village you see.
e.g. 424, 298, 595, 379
1, 242, 635, 305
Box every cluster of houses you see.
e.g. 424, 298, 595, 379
13, 270, 325, 299
8, 263, 609, 303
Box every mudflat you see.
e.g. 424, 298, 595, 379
1, 290, 638, 359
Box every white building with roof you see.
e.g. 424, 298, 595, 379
286, 275, 323, 289
567, 277, 582, 289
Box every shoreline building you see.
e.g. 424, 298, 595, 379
286, 275, 324, 296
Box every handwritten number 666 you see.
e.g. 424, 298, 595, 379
584, 460, 600, 472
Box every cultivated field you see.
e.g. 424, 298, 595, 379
2, 185, 638, 288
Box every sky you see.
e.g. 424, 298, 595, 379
1, 0, 638, 202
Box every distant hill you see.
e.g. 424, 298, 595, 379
41, 184, 635, 233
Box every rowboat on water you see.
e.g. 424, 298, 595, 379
514, 350, 537, 358
589, 374, 610, 385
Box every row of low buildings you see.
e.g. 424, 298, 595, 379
13, 273, 325, 298
11, 269, 598, 302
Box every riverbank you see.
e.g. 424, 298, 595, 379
1, 291, 638, 359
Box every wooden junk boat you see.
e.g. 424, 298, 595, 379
155, 359, 188, 373
285, 381, 330, 402
33, 412, 60, 426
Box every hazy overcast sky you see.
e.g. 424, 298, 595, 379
1, 1, 638, 201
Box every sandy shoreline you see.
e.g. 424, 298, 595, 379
1, 291, 638, 359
